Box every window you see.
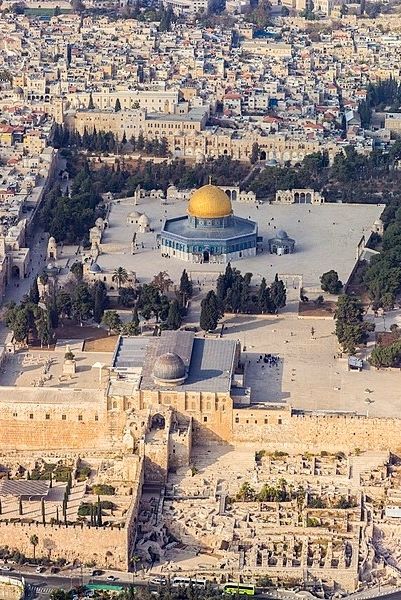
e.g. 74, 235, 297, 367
12, 412, 17, 418
278, 418, 282, 425
62, 415, 66, 421
95, 415, 99, 421
264, 418, 268, 424
78, 415, 83, 421
45, 414, 50, 420
29, 413, 33, 419
235, 417, 239, 423
203, 416, 208, 422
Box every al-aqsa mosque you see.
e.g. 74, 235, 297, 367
160, 183, 258, 264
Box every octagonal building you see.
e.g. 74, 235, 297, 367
160, 184, 258, 264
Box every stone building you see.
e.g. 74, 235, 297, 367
160, 184, 258, 263
268, 229, 296, 255
274, 188, 325, 204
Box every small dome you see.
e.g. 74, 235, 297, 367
138, 213, 149, 224
187, 184, 232, 219
89, 262, 102, 273
128, 210, 142, 219
153, 352, 186, 385
48, 236, 56, 244
276, 230, 288, 239
95, 217, 104, 227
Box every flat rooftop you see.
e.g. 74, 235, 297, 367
0, 348, 112, 398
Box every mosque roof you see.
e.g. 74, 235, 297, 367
187, 184, 232, 219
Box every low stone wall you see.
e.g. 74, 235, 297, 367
0, 577, 24, 600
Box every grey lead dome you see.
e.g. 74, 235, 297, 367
153, 352, 186, 384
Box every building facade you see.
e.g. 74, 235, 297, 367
160, 184, 258, 263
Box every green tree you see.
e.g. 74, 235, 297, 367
30, 534, 39, 560
179, 269, 193, 299
165, 299, 182, 330
119, 286, 136, 307
257, 277, 271, 313
200, 290, 220, 331
250, 142, 260, 165
270, 275, 287, 312
88, 93, 95, 110
320, 270, 343, 294
112, 267, 129, 289
102, 310, 122, 334
335, 294, 374, 354
29, 279, 40, 304
93, 280, 108, 323
71, 283, 93, 323
236, 481, 255, 502
70, 261, 83, 281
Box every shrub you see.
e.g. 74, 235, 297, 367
92, 484, 115, 496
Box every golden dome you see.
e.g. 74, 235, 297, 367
187, 184, 232, 219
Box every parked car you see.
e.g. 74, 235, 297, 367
36, 566, 46, 573
92, 570, 104, 577
107, 575, 117, 581
150, 577, 167, 586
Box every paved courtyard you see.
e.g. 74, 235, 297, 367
95, 196, 383, 289
222, 312, 401, 418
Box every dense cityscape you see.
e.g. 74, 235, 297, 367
1, 0, 401, 599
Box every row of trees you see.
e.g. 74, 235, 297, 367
52, 124, 169, 157
40, 161, 104, 244
247, 145, 401, 202
363, 194, 401, 310
358, 78, 401, 127
199, 264, 287, 331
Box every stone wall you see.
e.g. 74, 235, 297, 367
0, 577, 24, 600
232, 408, 401, 453
0, 521, 128, 570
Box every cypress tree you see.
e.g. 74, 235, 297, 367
41, 498, 46, 525
19, 497, 23, 516
115, 98, 121, 112
179, 269, 193, 299
166, 300, 182, 330
200, 290, 220, 332
88, 93, 95, 110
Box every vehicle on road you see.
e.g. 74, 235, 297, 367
35, 567, 46, 573
0, 566, 12, 572
107, 575, 117, 581
150, 577, 167, 586
172, 577, 207, 589
92, 570, 104, 577
222, 583, 255, 596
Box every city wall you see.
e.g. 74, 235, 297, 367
0, 521, 128, 570
232, 410, 401, 454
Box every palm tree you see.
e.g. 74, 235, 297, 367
30, 534, 39, 560
112, 267, 128, 289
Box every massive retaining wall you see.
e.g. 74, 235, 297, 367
232, 410, 401, 453
0, 521, 128, 570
